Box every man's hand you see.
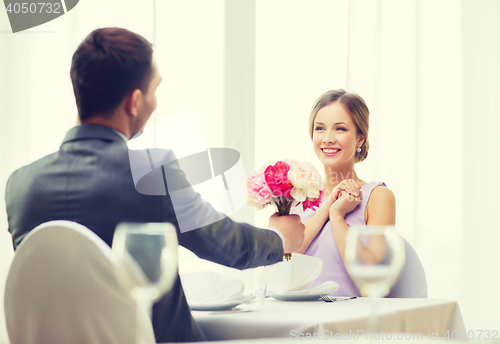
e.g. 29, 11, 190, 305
268, 213, 305, 253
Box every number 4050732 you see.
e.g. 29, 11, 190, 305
444, 330, 498, 341
6, 3, 62, 14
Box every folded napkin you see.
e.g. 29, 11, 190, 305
180, 271, 245, 305
255, 253, 339, 295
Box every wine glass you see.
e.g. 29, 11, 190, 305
112, 222, 178, 343
345, 225, 405, 332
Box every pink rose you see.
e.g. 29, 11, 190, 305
246, 173, 272, 208
264, 161, 293, 198
302, 189, 325, 211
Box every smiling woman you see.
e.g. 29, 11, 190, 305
290, 89, 427, 298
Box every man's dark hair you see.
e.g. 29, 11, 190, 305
70, 27, 153, 121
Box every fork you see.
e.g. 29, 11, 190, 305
320, 295, 357, 302
320, 295, 333, 302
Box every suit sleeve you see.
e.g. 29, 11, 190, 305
160, 154, 284, 270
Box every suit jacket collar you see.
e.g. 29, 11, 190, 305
63, 124, 128, 146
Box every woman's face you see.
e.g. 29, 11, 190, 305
312, 101, 363, 170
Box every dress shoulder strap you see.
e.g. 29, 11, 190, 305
345, 182, 386, 226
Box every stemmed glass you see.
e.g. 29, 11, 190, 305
112, 222, 178, 344
345, 225, 405, 333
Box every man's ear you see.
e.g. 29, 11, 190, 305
125, 89, 143, 118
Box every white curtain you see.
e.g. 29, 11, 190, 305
459, 0, 500, 330
347, 0, 500, 330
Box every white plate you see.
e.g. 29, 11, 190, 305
268, 294, 322, 301
189, 302, 242, 311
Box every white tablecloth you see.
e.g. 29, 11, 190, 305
192, 298, 466, 341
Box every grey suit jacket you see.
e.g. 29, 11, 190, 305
6, 124, 284, 342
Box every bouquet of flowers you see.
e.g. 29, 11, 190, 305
245, 160, 325, 260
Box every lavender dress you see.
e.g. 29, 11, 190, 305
292, 182, 427, 298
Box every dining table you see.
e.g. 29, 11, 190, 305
192, 297, 466, 341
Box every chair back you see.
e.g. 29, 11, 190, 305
4, 220, 156, 344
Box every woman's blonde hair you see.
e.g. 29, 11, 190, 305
308, 89, 370, 163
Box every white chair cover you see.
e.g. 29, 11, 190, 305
4, 220, 156, 344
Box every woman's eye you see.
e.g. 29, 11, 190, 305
315, 126, 324, 131
336, 127, 347, 132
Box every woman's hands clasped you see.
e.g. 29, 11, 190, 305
328, 179, 362, 220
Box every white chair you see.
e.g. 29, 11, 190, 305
4, 220, 156, 344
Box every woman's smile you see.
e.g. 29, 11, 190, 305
321, 148, 341, 156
